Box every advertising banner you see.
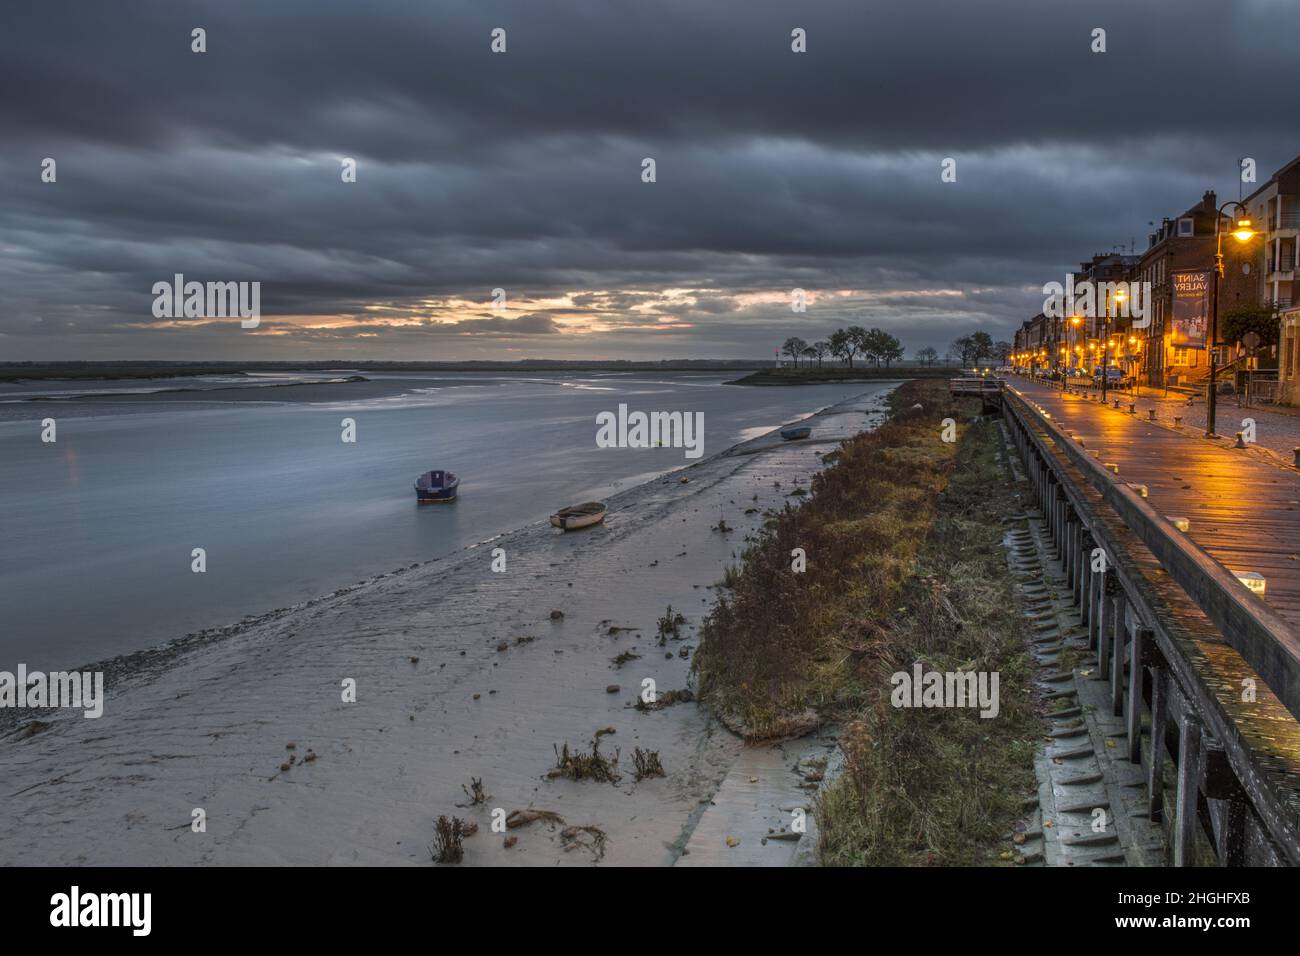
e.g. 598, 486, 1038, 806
1171, 270, 1210, 349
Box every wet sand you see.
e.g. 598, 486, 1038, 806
0, 387, 893, 866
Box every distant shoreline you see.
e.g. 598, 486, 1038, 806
1, 360, 771, 383
0, 360, 964, 384
728, 367, 955, 386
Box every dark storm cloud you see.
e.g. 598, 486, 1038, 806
1, 0, 1295, 359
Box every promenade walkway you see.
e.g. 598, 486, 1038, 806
1013, 379, 1300, 631
1050, 377, 1300, 465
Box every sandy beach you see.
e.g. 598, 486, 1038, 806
0, 385, 893, 866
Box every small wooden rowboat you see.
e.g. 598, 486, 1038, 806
780, 425, 812, 441
550, 501, 607, 530
414, 469, 459, 503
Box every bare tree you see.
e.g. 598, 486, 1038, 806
829, 329, 855, 368
782, 336, 808, 368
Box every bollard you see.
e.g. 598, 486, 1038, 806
1128, 403, 1136, 415
1113, 399, 1121, 409
1234, 432, 1247, 449
1174, 416, 1182, 427
1147, 409, 1156, 421
1294, 447, 1300, 469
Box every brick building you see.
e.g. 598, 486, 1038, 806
1013, 312, 1056, 370
1244, 156, 1300, 403
1133, 190, 1262, 387
1070, 252, 1141, 375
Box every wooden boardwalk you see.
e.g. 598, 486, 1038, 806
1015, 380, 1300, 630
1003, 382, 1300, 863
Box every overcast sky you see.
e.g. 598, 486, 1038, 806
2, 0, 1296, 361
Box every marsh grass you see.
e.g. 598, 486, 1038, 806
656, 606, 686, 644
693, 381, 958, 736
549, 739, 622, 783
631, 747, 665, 780
634, 687, 694, 712
430, 815, 467, 864
693, 379, 1039, 865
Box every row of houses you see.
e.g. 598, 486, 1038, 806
1012, 154, 1300, 404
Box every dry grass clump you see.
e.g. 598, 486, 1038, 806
430, 815, 467, 864
634, 687, 694, 712
631, 747, 665, 780
549, 739, 622, 783
656, 606, 686, 644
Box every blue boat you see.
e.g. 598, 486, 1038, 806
780, 425, 812, 441
415, 469, 459, 504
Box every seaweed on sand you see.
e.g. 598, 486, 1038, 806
632, 747, 665, 781
549, 739, 622, 783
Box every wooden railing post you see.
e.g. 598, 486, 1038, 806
1066, 510, 1079, 594
1128, 625, 1151, 763
1147, 657, 1170, 822
1173, 712, 1203, 867
1053, 490, 1064, 559
1087, 556, 1104, 650
1079, 530, 1094, 626
1097, 569, 1117, 674
1111, 599, 1128, 717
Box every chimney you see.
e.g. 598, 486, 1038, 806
1202, 190, 1217, 213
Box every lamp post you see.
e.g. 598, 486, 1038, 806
1099, 287, 1126, 406
1069, 315, 1082, 386
1128, 335, 1140, 399
1100, 303, 1110, 406
1206, 203, 1257, 438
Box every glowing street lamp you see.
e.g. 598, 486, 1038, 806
1207, 205, 1258, 437
1068, 315, 1083, 381
1127, 335, 1141, 398
1100, 288, 1127, 406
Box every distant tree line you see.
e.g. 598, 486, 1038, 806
948, 331, 1012, 368
777, 327, 1012, 370
782, 327, 904, 369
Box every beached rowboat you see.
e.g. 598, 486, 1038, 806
780, 425, 812, 440
550, 501, 607, 530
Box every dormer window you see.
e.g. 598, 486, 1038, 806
1177, 217, 1194, 237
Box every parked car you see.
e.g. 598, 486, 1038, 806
1092, 366, 1126, 386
